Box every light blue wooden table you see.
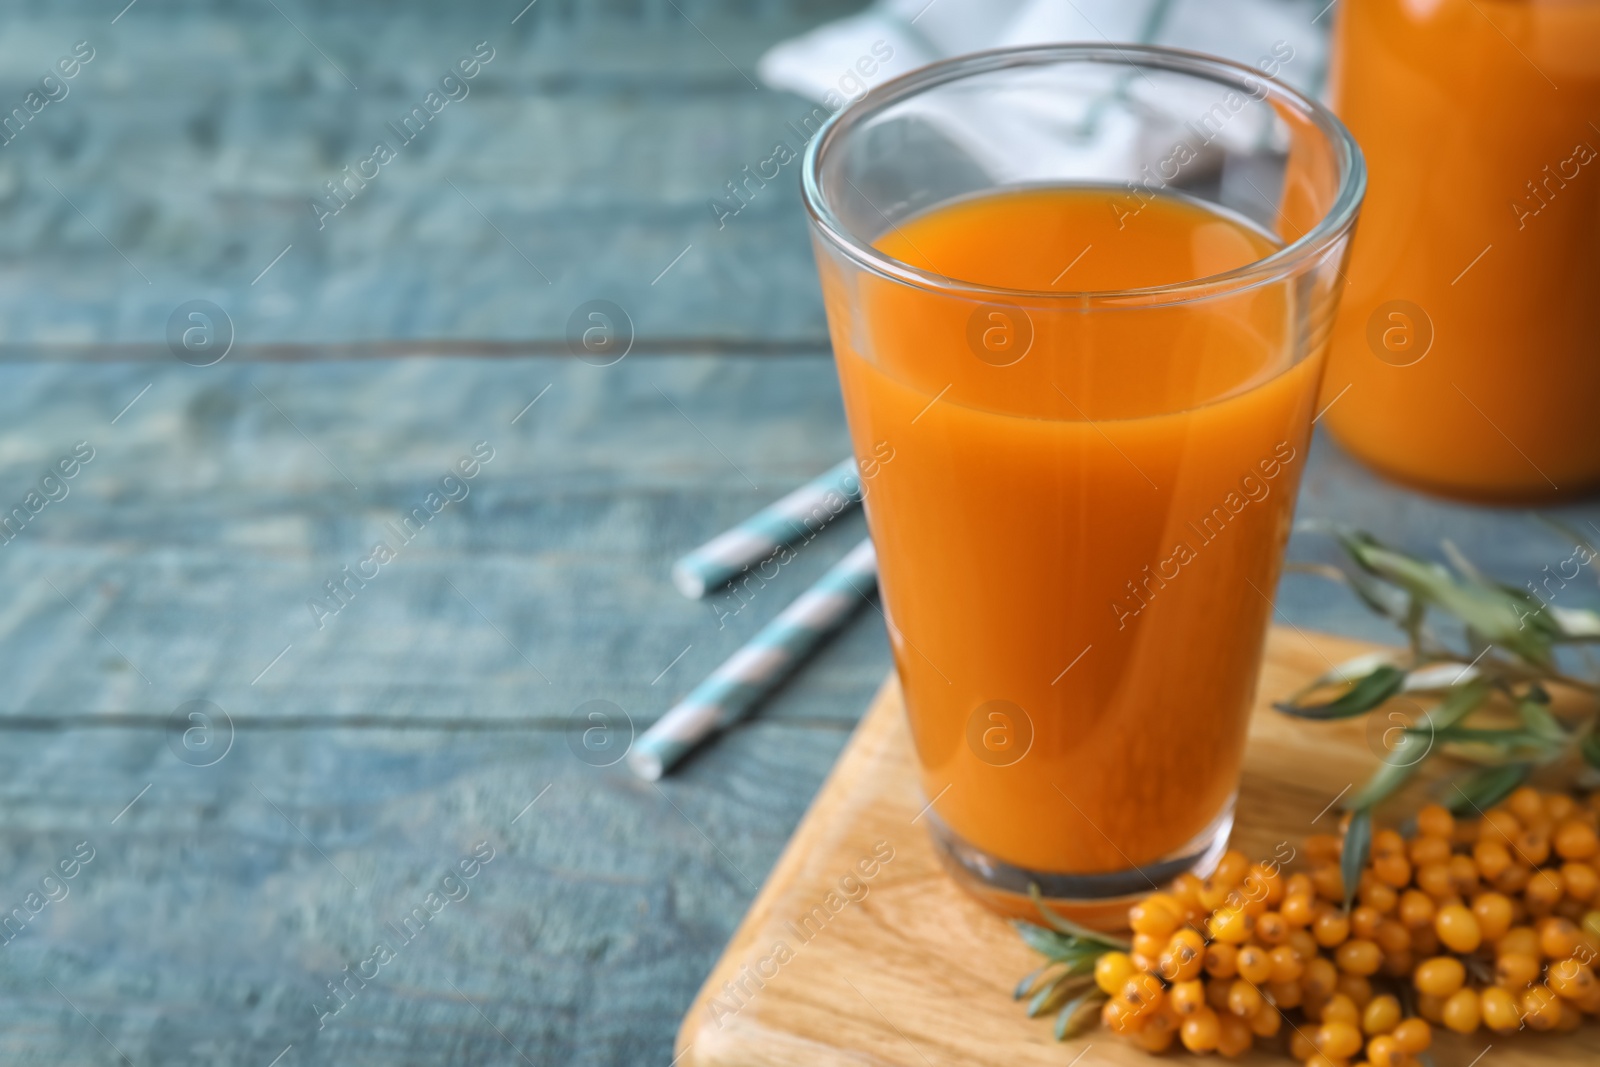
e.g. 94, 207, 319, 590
0, 2, 1593, 1064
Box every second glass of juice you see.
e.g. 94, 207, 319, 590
801, 46, 1365, 920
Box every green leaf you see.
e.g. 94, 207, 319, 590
1332, 530, 1555, 665
1580, 732, 1600, 771
1275, 664, 1407, 720
1445, 763, 1532, 814
1014, 962, 1063, 1000
1347, 680, 1491, 811
1347, 758, 1422, 812
1028, 973, 1091, 1018
1517, 688, 1566, 745
1341, 807, 1372, 913
1026, 884, 1130, 951
1054, 989, 1109, 1041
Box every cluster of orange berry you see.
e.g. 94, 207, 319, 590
1093, 787, 1600, 1062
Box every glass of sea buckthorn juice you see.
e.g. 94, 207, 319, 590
801, 46, 1365, 922
1321, 1, 1600, 500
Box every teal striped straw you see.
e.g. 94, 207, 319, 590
630, 538, 878, 780
670, 458, 862, 598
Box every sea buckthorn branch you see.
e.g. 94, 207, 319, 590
1014, 790, 1600, 1062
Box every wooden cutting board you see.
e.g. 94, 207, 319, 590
674, 626, 1600, 1067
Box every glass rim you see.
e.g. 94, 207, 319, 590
799, 44, 1367, 309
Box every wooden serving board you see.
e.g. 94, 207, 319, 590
674, 626, 1600, 1067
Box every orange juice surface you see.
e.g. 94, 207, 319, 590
827, 187, 1324, 876
1324, 0, 1600, 499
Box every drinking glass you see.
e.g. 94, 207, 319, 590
800, 45, 1365, 919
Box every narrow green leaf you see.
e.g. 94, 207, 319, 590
1028, 974, 1091, 1018
1011, 921, 1080, 961
1580, 732, 1600, 771
1445, 763, 1532, 814
1054, 989, 1109, 1041
1408, 725, 1550, 747
1026, 884, 1131, 951
1341, 807, 1372, 913
1347, 758, 1422, 812
1275, 665, 1407, 720
1516, 688, 1566, 745
1014, 962, 1063, 1000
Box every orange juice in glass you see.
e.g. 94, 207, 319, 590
1323, 0, 1600, 500
802, 47, 1364, 918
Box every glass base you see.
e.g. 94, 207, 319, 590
924, 796, 1235, 930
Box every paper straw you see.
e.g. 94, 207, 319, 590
670, 458, 862, 598
630, 538, 878, 780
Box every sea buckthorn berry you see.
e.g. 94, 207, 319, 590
1410, 925, 1440, 957
1227, 978, 1262, 1019
1407, 834, 1452, 868
1416, 992, 1445, 1024
1515, 827, 1553, 867
1448, 852, 1478, 890
1492, 862, 1532, 895
1562, 862, 1598, 902
1255, 911, 1289, 946
1267, 979, 1302, 1009
1198, 877, 1232, 912
1304, 958, 1340, 1001
1557, 1000, 1584, 1032
1288, 1027, 1317, 1061
1132, 929, 1165, 958
1336, 939, 1382, 977
1316, 1020, 1363, 1059
1362, 993, 1401, 1035
1281, 891, 1316, 928
1526, 869, 1566, 913
1358, 879, 1398, 915
1268, 944, 1303, 983
1320, 993, 1360, 1027
1374, 920, 1411, 955
1373, 828, 1405, 858
1236, 944, 1272, 985
1374, 853, 1412, 889
1509, 787, 1546, 823
1160, 929, 1206, 982
1094, 951, 1136, 995
1179, 1006, 1221, 1052
1249, 999, 1282, 1038
1556, 819, 1600, 860
1418, 803, 1455, 839
1495, 951, 1541, 990
1288, 929, 1319, 961
1583, 909, 1600, 944
1554, 897, 1587, 922
1245, 862, 1285, 905
1540, 916, 1584, 960
1472, 839, 1512, 880
1521, 984, 1563, 1031
1208, 906, 1253, 945
1499, 925, 1540, 958
1170, 979, 1206, 1015
1129, 893, 1184, 937
1547, 792, 1578, 821
1442, 988, 1481, 1034
1434, 904, 1482, 953
1102, 997, 1138, 1034
1204, 941, 1238, 979
1381, 949, 1414, 978
1414, 956, 1466, 997
1213, 849, 1250, 888
1471, 892, 1514, 942
1547, 957, 1597, 1001
1366, 1034, 1401, 1067
1335, 973, 1373, 1008
1351, 905, 1382, 940
1171, 872, 1206, 915
1285, 871, 1316, 898
1130, 1011, 1179, 1053
1416, 862, 1455, 900
1480, 986, 1520, 1033
1215, 1012, 1253, 1058
1311, 862, 1345, 902
1207, 978, 1233, 1012
1397, 889, 1435, 929
1304, 1054, 1348, 1067
1391, 1017, 1433, 1053
1305, 834, 1342, 863
1481, 808, 1522, 842
1313, 909, 1351, 948
1120, 973, 1166, 1014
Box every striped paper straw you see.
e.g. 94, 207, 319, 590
670, 458, 862, 598
630, 538, 878, 781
